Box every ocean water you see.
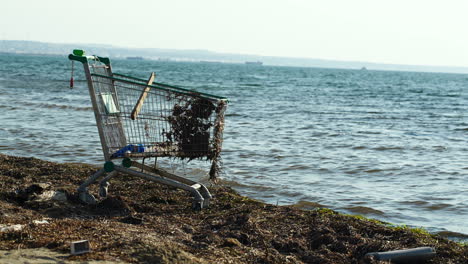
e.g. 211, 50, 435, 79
1, 53, 467, 240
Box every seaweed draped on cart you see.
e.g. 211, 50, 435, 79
68, 50, 227, 209
108, 81, 227, 181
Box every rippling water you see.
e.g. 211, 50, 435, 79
1, 53, 467, 240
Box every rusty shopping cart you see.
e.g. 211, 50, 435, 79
68, 50, 227, 209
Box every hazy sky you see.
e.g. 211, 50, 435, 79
2, 0, 468, 67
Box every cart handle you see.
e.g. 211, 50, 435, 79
68, 54, 110, 65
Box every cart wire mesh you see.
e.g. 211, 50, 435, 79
89, 64, 227, 180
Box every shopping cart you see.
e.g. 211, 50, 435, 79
68, 50, 227, 209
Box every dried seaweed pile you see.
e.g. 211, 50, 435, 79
0, 154, 467, 264
166, 96, 227, 180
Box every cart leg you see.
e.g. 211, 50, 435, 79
192, 201, 203, 211
114, 166, 206, 210
199, 185, 212, 208
98, 171, 117, 198
79, 191, 97, 205
77, 168, 106, 204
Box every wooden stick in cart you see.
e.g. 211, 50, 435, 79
131, 72, 156, 120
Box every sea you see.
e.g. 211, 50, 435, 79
0, 53, 467, 241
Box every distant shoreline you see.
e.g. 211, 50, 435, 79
2, 40, 468, 74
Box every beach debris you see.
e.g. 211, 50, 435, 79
35, 190, 67, 202
365, 246, 436, 263
0, 220, 47, 238
14, 183, 50, 202
0, 224, 24, 233
32, 219, 50, 225
71, 240, 91, 255
12, 183, 68, 204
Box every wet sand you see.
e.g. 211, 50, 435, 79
0, 154, 466, 263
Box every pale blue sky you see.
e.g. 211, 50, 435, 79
1, 0, 467, 67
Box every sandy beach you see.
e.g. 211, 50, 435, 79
0, 154, 466, 263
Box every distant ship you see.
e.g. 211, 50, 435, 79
126, 56, 144, 60
245, 61, 263, 65
361, 66, 367, 70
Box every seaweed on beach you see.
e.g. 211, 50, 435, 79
0, 154, 467, 264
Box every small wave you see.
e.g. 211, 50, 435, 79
373, 146, 404, 151
0, 105, 19, 110
409, 89, 423, 93
298, 125, 315, 130
0, 145, 15, 150
39, 103, 92, 111
425, 203, 454, 211
436, 231, 468, 242
292, 200, 327, 210
280, 164, 311, 171
352, 146, 367, 150
225, 113, 243, 117
51, 79, 87, 83
218, 178, 274, 191
364, 169, 383, 173
20, 101, 92, 111
344, 206, 385, 216
344, 169, 360, 175
270, 149, 283, 153
399, 200, 429, 206
318, 168, 332, 173
432, 146, 448, 152
357, 131, 382, 135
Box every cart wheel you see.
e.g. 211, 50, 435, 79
99, 182, 109, 198
122, 158, 132, 168
79, 191, 97, 205
203, 198, 210, 208
192, 201, 203, 211
104, 161, 115, 172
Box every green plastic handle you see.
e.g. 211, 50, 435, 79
73, 49, 85, 56
68, 50, 111, 65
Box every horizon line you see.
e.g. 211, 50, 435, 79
1, 39, 468, 74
